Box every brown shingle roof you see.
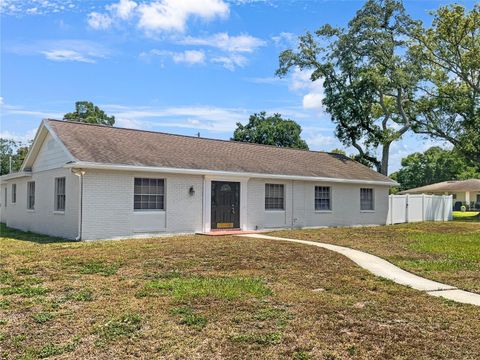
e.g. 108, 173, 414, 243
401, 179, 480, 193
46, 119, 394, 184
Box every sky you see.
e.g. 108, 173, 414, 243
1, 0, 474, 173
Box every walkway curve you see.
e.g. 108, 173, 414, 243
238, 234, 480, 306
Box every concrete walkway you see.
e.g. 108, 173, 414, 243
238, 234, 480, 306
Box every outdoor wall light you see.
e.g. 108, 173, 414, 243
189, 186, 195, 196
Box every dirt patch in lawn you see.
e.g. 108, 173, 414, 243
1, 224, 480, 359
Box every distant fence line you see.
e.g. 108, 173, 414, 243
387, 194, 452, 225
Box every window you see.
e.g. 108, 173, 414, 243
265, 184, 284, 210
12, 184, 16, 203
55, 177, 66, 211
315, 186, 331, 211
27, 181, 35, 210
360, 188, 374, 211
134, 178, 165, 210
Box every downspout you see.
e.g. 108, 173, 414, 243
72, 169, 85, 241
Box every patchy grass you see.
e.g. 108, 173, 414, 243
1, 223, 480, 359
170, 306, 207, 329
138, 275, 272, 300
94, 313, 142, 345
273, 221, 480, 293
31, 312, 54, 324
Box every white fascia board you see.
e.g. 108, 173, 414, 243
0, 171, 32, 181
64, 161, 398, 186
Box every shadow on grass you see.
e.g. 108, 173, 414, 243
0, 223, 73, 244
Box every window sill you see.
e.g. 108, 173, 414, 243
360, 210, 375, 213
53, 211, 65, 215
27, 209, 35, 213
133, 209, 166, 213
314, 210, 333, 213
265, 209, 285, 212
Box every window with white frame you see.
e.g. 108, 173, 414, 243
265, 184, 284, 210
134, 178, 165, 210
315, 186, 331, 211
55, 177, 66, 211
27, 181, 35, 210
360, 188, 374, 211
12, 184, 16, 203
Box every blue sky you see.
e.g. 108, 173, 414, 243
1, 0, 474, 172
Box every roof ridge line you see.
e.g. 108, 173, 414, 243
44, 118, 341, 156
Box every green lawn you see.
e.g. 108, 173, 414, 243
1, 223, 480, 359
272, 221, 480, 294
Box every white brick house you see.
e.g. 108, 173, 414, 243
0, 119, 397, 240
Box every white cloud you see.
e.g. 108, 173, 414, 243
0, 128, 37, 144
181, 33, 265, 53
1, 0, 77, 16
211, 54, 247, 71
172, 50, 205, 64
108, 0, 137, 20
103, 104, 248, 132
289, 68, 325, 111
87, 0, 229, 34
87, 12, 113, 30
272, 32, 297, 48
137, 0, 229, 33
8, 40, 110, 64
41, 49, 95, 63
140, 49, 205, 65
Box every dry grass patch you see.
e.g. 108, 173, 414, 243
272, 222, 480, 294
1, 223, 480, 359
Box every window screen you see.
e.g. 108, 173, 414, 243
360, 188, 374, 211
55, 177, 66, 211
265, 184, 284, 210
27, 181, 35, 210
12, 184, 16, 203
315, 186, 331, 210
134, 178, 165, 210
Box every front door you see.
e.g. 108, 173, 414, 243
211, 181, 240, 230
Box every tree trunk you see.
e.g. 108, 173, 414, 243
380, 142, 390, 176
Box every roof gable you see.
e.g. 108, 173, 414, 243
46, 119, 395, 184
20, 120, 76, 171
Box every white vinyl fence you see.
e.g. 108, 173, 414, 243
387, 194, 452, 225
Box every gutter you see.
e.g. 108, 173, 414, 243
64, 161, 398, 187
0, 171, 32, 181
71, 169, 85, 241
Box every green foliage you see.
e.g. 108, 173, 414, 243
232, 112, 309, 150
409, 4, 480, 169
0, 138, 29, 175
64, 101, 115, 126
277, 0, 419, 175
277, 1, 480, 175
390, 147, 479, 191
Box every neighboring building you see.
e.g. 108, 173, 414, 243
0, 119, 396, 240
400, 179, 480, 210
